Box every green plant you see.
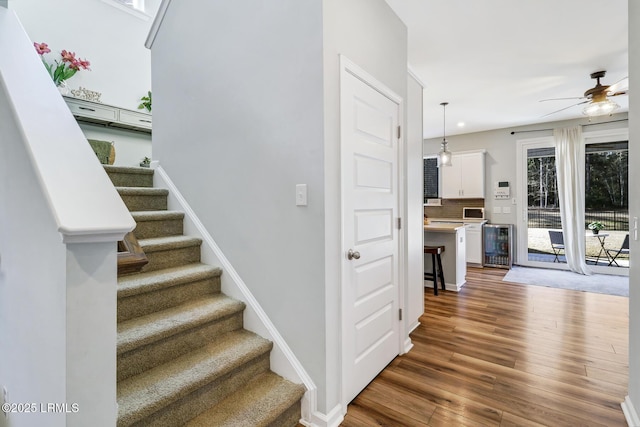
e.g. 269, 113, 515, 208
588, 221, 605, 231
138, 91, 152, 112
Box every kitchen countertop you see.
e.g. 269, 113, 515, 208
427, 217, 488, 224
424, 222, 466, 233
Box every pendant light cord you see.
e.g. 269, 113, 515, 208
440, 101, 448, 143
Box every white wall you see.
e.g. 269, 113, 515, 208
10, 0, 156, 163
406, 72, 424, 334
626, 0, 639, 420
150, 0, 328, 412
322, 0, 407, 415
80, 123, 151, 167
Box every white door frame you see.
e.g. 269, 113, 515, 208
515, 136, 567, 269
339, 55, 406, 410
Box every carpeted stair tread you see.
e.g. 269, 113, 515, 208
138, 235, 202, 252
131, 210, 185, 221
117, 295, 245, 355
104, 165, 154, 187
104, 165, 154, 175
185, 372, 305, 427
117, 263, 221, 299
116, 187, 169, 196
117, 330, 272, 426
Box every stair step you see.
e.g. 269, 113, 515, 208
139, 235, 202, 272
117, 295, 245, 380
131, 210, 185, 239
117, 187, 169, 211
117, 330, 272, 427
185, 372, 305, 427
104, 165, 154, 188
117, 263, 222, 322
117, 293, 245, 353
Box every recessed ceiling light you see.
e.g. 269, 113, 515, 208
457, 122, 465, 128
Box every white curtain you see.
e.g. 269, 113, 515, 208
554, 126, 592, 275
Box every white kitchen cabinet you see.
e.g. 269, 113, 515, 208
465, 223, 484, 264
441, 150, 485, 198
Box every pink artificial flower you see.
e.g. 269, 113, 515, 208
77, 58, 91, 70
60, 50, 76, 63
33, 42, 50, 55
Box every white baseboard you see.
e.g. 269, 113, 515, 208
408, 320, 420, 334
152, 165, 322, 425
403, 337, 414, 353
622, 396, 640, 426
423, 281, 465, 292
299, 403, 344, 427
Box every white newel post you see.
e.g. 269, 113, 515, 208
65, 242, 119, 426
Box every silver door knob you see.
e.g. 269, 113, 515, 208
347, 249, 360, 260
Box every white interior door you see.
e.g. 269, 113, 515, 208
341, 61, 401, 405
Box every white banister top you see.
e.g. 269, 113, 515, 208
0, 8, 135, 243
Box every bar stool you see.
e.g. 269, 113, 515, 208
424, 245, 446, 295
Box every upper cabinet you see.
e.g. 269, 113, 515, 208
441, 150, 486, 199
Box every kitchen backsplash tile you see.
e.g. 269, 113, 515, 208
424, 198, 484, 219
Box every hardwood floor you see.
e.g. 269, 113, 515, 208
341, 267, 629, 426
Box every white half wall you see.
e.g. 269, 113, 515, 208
0, 84, 67, 427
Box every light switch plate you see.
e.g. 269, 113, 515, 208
296, 184, 307, 206
503, 206, 511, 214
493, 206, 502, 214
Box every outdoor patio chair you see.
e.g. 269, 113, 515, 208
548, 230, 565, 263
607, 234, 629, 267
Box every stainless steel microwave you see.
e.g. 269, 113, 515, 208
463, 207, 485, 220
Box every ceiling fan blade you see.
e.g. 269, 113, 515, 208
608, 90, 628, 97
607, 76, 629, 94
541, 100, 589, 118
539, 96, 586, 102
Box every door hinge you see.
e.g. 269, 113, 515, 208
399, 308, 403, 321
397, 125, 401, 139
397, 218, 402, 229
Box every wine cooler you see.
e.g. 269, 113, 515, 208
483, 224, 514, 268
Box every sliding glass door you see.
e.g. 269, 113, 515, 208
517, 129, 629, 274
584, 138, 628, 274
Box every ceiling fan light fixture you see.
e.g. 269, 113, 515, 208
439, 102, 452, 166
582, 99, 620, 117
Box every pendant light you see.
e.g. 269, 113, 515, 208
439, 102, 452, 166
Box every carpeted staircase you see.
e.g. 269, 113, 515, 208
105, 165, 305, 427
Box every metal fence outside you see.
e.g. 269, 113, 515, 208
528, 208, 629, 231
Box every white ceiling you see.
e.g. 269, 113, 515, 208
384, 0, 629, 139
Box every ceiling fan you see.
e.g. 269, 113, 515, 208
541, 70, 628, 117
